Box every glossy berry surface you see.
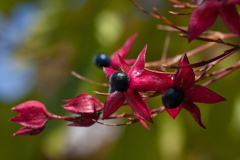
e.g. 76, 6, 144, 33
109, 71, 129, 92
93, 53, 111, 68
162, 88, 184, 109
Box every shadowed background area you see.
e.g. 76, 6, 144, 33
1, 0, 240, 160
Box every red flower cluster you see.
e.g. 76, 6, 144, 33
162, 53, 226, 128
10, 101, 51, 136
103, 45, 172, 129
11, 95, 104, 136
102, 46, 226, 129
10, 34, 227, 136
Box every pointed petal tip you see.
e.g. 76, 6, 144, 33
128, 45, 147, 78
182, 102, 206, 129
145, 126, 150, 130
101, 113, 108, 120
177, 52, 191, 67
9, 116, 20, 123
131, 33, 138, 39
112, 33, 138, 60
9, 117, 14, 122
140, 45, 148, 54
220, 96, 227, 102
140, 45, 148, 56
171, 116, 177, 120
187, 35, 194, 43
148, 118, 154, 123
138, 119, 150, 130
124, 90, 153, 123
143, 44, 147, 50
198, 121, 206, 129
166, 107, 182, 119
217, 96, 226, 103
141, 45, 148, 57
180, 53, 188, 62
185, 85, 227, 104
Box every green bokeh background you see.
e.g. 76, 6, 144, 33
1, 0, 240, 160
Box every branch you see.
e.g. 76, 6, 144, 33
164, 46, 240, 69
71, 71, 109, 87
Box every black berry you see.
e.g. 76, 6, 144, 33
109, 71, 129, 92
162, 88, 183, 109
93, 53, 111, 68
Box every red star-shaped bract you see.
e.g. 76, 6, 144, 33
62, 94, 104, 126
188, 0, 240, 42
10, 101, 50, 136
164, 53, 226, 128
13, 126, 45, 136
109, 33, 137, 70
103, 45, 171, 129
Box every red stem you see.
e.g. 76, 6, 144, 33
165, 47, 240, 69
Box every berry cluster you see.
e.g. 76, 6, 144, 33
10, 0, 240, 136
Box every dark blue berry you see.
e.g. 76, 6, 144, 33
162, 88, 183, 109
93, 53, 111, 68
110, 71, 129, 92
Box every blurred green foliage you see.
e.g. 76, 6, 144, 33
1, 0, 240, 160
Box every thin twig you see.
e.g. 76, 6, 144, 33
161, 31, 171, 70
92, 119, 138, 126
169, 0, 197, 8
179, 34, 238, 47
194, 64, 210, 82
200, 61, 240, 86
71, 71, 109, 87
130, 0, 187, 33
145, 42, 216, 67
100, 107, 165, 120
164, 46, 240, 69
157, 24, 187, 32
144, 68, 175, 74
202, 61, 240, 87
94, 107, 165, 126
169, 11, 191, 15
93, 91, 110, 96
131, 0, 238, 48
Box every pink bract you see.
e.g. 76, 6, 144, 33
62, 93, 104, 114
10, 101, 50, 136
109, 33, 137, 70
163, 53, 226, 128
13, 126, 45, 136
103, 45, 171, 129
62, 94, 104, 126
10, 101, 50, 129
64, 113, 101, 127
188, 0, 240, 42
